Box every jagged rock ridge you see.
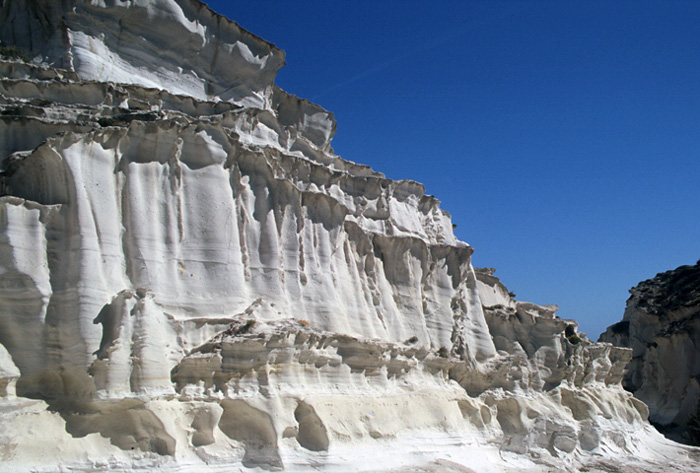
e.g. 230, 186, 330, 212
0, 1, 698, 472
601, 260, 700, 444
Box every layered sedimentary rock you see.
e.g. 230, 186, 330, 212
601, 261, 700, 443
0, 0, 286, 108
0, 1, 698, 472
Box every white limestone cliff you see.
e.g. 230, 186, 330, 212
600, 260, 700, 444
0, 1, 698, 472
0, 0, 284, 108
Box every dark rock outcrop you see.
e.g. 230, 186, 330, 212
600, 260, 700, 443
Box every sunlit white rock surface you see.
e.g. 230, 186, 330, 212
0, 1, 698, 471
601, 260, 700, 444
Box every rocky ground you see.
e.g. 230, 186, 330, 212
0, 1, 698, 471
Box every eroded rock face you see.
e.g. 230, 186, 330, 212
0, 1, 698, 472
0, 0, 284, 108
600, 260, 700, 443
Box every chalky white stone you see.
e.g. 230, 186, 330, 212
0, 1, 698, 471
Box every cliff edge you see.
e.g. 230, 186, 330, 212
0, 1, 698, 471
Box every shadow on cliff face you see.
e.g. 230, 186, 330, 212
633, 261, 700, 316
600, 260, 700, 447
48, 399, 176, 455
219, 399, 282, 469
294, 400, 329, 451
651, 400, 700, 447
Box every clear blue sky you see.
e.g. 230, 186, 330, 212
205, 0, 700, 339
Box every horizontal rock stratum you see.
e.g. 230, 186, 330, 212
0, 1, 698, 471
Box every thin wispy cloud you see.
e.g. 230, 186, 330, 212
310, 19, 477, 101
